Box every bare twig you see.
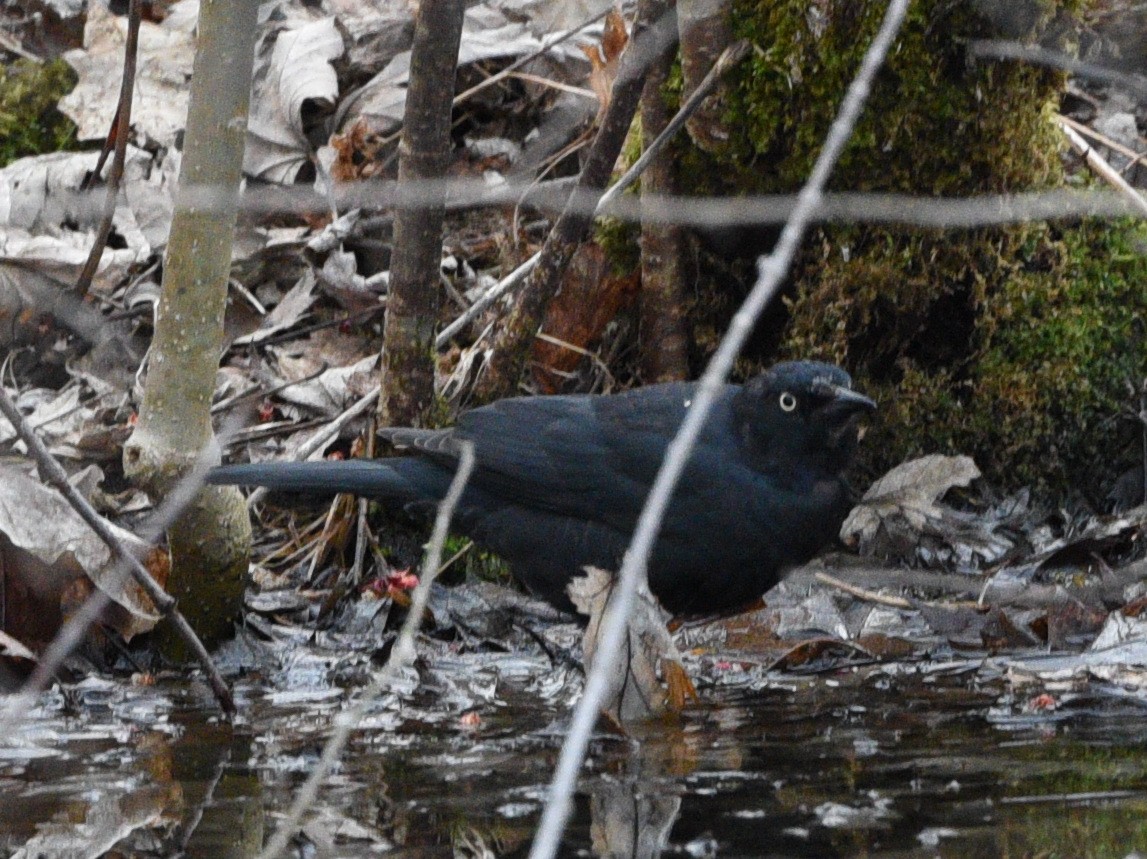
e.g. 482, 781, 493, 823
1057, 119, 1147, 217
474, 2, 678, 399
505, 71, 597, 100
1057, 114, 1147, 173
350, 423, 377, 585
528, 2, 911, 855
452, 8, 611, 107
245, 387, 381, 507
74, 0, 141, 297
435, 251, 541, 347
597, 38, 751, 213
45, 166, 1139, 230
436, 19, 726, 353
0, 387, 235, 720
815, 571, 912, 609
256, 442, 476, 859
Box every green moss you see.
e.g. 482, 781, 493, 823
973, 220, 1147, 491
787, 219, 1147, 496
594, 216, 641, 276
439, 534, 513, 587
687, 0, 1070, 196
659, 0, 1129, 497
0, 59, 79, 167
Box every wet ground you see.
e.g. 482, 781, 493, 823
4, 633, 1147, 858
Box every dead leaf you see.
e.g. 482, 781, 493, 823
245, 16, 346, 183
844, 455, 981, 539
232, 271, 318, 346
532, 242, 639, 393
60, 0, 195, 147
0, 468, 162, 650
841, 455, 1018, 570
568, 566, 692, 724
580, 9, 627, 118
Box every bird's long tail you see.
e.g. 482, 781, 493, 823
207, 459, 430, 501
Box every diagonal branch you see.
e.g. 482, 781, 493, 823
0, 386, 234, 718
472, 2, 679, 400
528, 1, 913, 856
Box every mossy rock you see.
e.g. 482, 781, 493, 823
0, 59, 79, 167
788, 220, 1147, 498
669, 0, 1137, 499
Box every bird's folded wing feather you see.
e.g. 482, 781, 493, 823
382, 384, 745, 527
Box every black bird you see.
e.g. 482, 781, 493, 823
208, 361, 875, 616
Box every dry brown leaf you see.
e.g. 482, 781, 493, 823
580, 9, 628, 118
532, 242, 640, 393
0, 468, 162, 650
568, 566, 690, 724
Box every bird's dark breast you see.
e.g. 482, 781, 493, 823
445, 465, 849, 617
643, 471, 849, 615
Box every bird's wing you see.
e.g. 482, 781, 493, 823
402, 383, 743, 527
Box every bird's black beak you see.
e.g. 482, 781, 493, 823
813, 383, 876, 448
818, 383, 876, 415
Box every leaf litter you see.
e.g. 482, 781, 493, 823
1, 0, 1147, 853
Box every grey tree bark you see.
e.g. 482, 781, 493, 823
122, 0, 258, 653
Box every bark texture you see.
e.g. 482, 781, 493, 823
678, 0, 733, 152
122, 0, 258, 652
639, 0, 690, 383
380, 0, 466, 427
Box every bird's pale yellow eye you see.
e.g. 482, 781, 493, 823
779, 391, 797, 412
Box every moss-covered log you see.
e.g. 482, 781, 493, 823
673, 0, 1144, 499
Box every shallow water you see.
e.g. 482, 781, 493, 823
4, 644, 1147, 858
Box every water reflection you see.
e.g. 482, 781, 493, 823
3, 656, 1147, 856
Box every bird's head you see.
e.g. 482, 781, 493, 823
734, 361, 876, 482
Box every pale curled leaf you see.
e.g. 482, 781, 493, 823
245, 17, 346, 182
842, 454, 980, 548
60, 0, 196, 147
0, 468, 161, 637
568, 566, 689, 724
0, 629, 36, 662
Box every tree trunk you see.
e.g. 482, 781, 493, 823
379, 0, 466, 427
122, 0, 258, 654
639, 0, 690, 383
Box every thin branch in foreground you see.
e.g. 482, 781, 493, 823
527, 1, 912, 856
0, 387, 236, 721
256, 441, 476, 859
967, 39, 1147, 101
74, 0, 141, 298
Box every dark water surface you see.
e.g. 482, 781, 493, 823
3, 650, 1147, 857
